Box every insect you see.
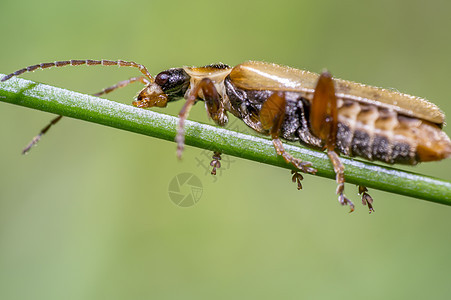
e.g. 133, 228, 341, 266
2, 60, 451, 212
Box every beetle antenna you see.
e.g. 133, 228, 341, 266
22, 115, 63, 155
1, 59, 154, 82
1, 60, 154, 155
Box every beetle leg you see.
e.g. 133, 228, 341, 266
177, 78, 222, 158
210, 151, 222, 175
327, 150, 354, 212
272, 139, 316, 174
21, 76, 150, 155
358, 185, 375, 213
311, 72, 357, 211
202, 82, 228, 127
261, 91, 317, 175
291, 170, 304, 190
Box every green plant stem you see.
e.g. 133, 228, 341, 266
1, 75, 451, 206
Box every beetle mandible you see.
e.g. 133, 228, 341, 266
2, 60, 451, 212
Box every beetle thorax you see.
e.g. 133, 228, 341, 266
183, 67, 232, 101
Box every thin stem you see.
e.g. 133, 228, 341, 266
1, 75, 450, 206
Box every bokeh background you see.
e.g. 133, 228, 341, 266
1, 0, 451, 299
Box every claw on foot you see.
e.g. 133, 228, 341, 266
337, 183, 355, 212
291, 170, 304, 190
210, 152, 222, 175
338, 193, 355, 213
272, 139, 316, 175
292, 159, 317, 175
22, 134, 43, 155
358, 186, 375, 213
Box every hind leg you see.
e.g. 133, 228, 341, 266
310, 72, 358, 212
327, 149, 355, 212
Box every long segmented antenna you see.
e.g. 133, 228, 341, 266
1, 59, 154, 154
92, 76, 150, 97
22, 115, 63, 154
1, 59, 154, 82
20, 76, 150, 154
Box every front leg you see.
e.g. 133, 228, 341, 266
177, 78, 231, 176
177, 78, 227, 158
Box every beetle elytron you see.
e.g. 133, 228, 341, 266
2, 60, 451, 212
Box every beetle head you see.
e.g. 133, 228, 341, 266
133, 68, 190, 108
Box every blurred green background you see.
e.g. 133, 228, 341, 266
1, 0, 451, 299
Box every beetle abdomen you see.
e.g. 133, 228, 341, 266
336, 100, 451, 164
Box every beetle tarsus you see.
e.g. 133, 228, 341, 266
358, 185, 375, 213
210, 152, 222, 175
291, 159, 317, 175
327, 150, 355, 212
291, 170, 304, 190
210, 161, 220, 175
22, 134, 43, 155
336, 183, 355, 212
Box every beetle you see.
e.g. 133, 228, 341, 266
2, 60, 451, 212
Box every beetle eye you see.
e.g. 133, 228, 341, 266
155, 72, 169, 86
